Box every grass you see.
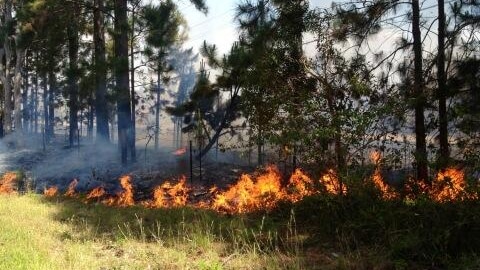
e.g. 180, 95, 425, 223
1, 189, 480, 269
0, 194, 306, 270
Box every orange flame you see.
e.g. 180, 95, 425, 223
172, 147, 187, 156
212, 165, 284, 213
370, 150, 381, 165
287, 168, 316, 202
372, 168, 397, 199
104, 175, 135, 207
320, 169, 346, 195
86, 186, 106, 201
432, 167, 475, 202
369, 151, 397, 199
147, 176, 190, 208
0, 172, 18, 194
44, 186, 58, 197
65, 179, 78, 197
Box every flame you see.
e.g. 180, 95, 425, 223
320, 169, 346, 195
65, 179, 78, 197
147, 176, 190, 208
44, 186, 58, 197
0, 172, 18, 194
369, 151, 397, 199
212, 165, 284, 213
370, 150, 381, 165
86, 186, 106, 201
104, 175, 135, 207
287, 168, 316, 202
172, 147, 187, 156
372, 168, 397, 199
432, 167, 476, 202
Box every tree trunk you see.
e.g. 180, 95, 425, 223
155, 70, 161, 150
67, 6, 79, 147
94, 0, 110, 143
114, 0, 132, 165
1, 1, 13, 134
42, 73, 48, 140
13, 47, 25, 133
33, 67, 38, 134
47, 71, 56, 138
130, 4, 137, 161
412, 0, 428, 182
437, 0, 449, 167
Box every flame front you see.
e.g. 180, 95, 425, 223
86, 186, 106, 201
287, 168, 316, 202
147, 176, 190, 208
212, 166, 284, 213
104, 175, 135, 207
65, 179, 78, 197
0, 172, 18, 194
321, 169, 346, 195
44, 186, 58, 197
432, 168, 475, 202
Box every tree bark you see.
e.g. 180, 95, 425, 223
47, 71, 56, 138
114, 0, 132, 164
67, 4, 79, 147
129, 4, 137, 161
155, 70, 161, 150
94, 0, 110, 143
13, 47, 25, 133
1, 1, 13, 134
412, 0, 428, 182
437, 0, 449, 167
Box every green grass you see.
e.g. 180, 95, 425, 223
1, 192, 480, 269
0, 194, 308, 270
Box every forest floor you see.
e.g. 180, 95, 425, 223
0, 137, 480, 269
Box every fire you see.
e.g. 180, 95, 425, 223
432, 167, 475, 202
320, 169, 346, 195
104, 175, 135, 207
86, 186, 106, 201
147, 176, 190, 208
0, 172, 18, 194
172, 147, 187, 156
370, 150, 381, 165
44, 186, 58, 197
287, 168, 316, 202
369, 151, 397, 199
212, 165, 284, 213
65, 179, 78, 197
372, 168, 397, 199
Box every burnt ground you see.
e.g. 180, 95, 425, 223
0, 134, 258, 198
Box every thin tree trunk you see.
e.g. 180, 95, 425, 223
412, 0, 428, 182
437, 0, 449, 167
47, 71, 56, 138
1, 1, 13, 134
67, 5, 79, 147
114, 0, 132, 164
42, 73, 49, 141
13, 47, 25, 133
130, 4, 137, 161
94, 0, 110, 143
34, 67, 38, 134
155, 70, 161, 150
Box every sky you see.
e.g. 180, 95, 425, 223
180, 0, 440, 56
180, 0, 334, 55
